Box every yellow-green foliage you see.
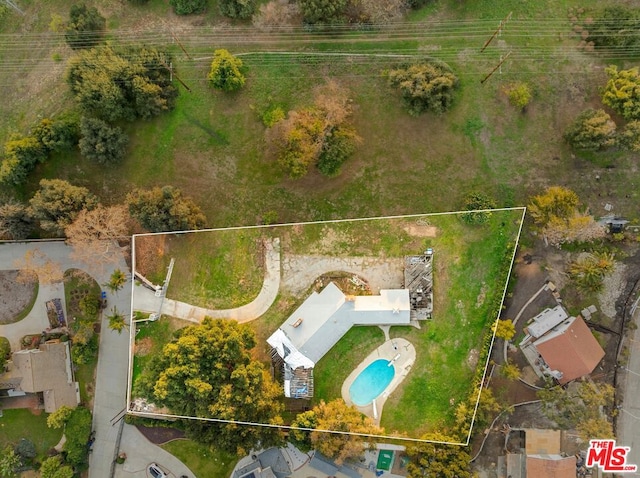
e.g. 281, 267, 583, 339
208, 49, 246, 92
564, 108, 617, 151
506, 82, 532, 110
602, 66, 640, 120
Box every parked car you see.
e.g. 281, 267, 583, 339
148, 463, 167, 478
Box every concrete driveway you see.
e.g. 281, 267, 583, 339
114, 424, 195, 478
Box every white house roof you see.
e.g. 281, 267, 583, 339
526, 305, 568, 338
268, 282, 411, 365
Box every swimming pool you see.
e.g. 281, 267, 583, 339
349, 359, 395, 406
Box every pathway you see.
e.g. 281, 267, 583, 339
133, 238, 281, 323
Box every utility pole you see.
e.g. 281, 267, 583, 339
170, 30, 193, 60
480, 51, 512, 84
480, 11, 512, 53
162, 61, 192, 92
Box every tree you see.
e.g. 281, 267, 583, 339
67, 46, 178, 122
289, 409, 318, 452
65, 205, 130, 268
0, 200, 33, 240
586, 7, 640, 50
460, 192, 496, 225
528, 187, 605, 246
169, 0, 207, 14
14, 249, 63, 285
387, 61, 459, 115
47, 405, 74, 429
493, 319, 516, 341
528, 186, 579, 226
29, 179, 98, 234
0, 336, 9, 372
40, 455, 74, 478
405, 432, 471, 478
298, 0, 348, 23
79, 116, 128, 164
208, 49, 246, 92
219, 0, 255, 19
63, 406, 92, 468
107, 307, 126, 333
569, 251, 615, 293
14, 438, 36, 464
505, 81, 532, 110
564, 108, 617, 150
32, 115, 80, 153
64, 3, 106, 49
538, 380, 614, 438
136, 318, 284, 454
346, 0, 407, 24
0, 446, 19, 478
619, 120, 640, 152
0, 134, 47, 185
501, 360, 521, 380
105, 268, 127, 293
602, 66, 640, 121
290, 399, 383, 465
252, 0, 301, 30
273, 81, 359, 178
126, 186, 206, 232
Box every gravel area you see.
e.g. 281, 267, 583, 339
0, 270, 38, 324
598, 262, 627, 319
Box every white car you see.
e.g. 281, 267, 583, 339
148, 463, 167, 478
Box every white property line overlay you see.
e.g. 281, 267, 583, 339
127, 207, 527, 446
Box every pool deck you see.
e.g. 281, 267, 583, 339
341, 338, 416, 425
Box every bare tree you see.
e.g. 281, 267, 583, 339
14, 249, 63, 285
65, 204, 131, 270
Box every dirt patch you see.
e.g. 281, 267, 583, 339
467, 348, 479, 370
136, 425, 185, 445
402, 224, 438, 237
0, 270, 38, 324
134, 337, 153, 356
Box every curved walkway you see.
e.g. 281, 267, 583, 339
133, 238, 281, 323
502, 282, 549, 362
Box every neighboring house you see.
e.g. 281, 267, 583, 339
0, 341, 80, 413
268, 252, 433, 399
520, 305, 605, 385
233, 447, 291, 478
503, 428, 577, 478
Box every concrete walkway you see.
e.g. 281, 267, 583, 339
133, 238, 281, 323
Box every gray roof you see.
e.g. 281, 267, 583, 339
309, 452, 339, 476
275, 283, 410, 364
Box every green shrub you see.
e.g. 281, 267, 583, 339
219, 0, 255, 18
169, 0, 207, 15
208, 49, 246, 92
317, 127, 358, 176
262, 106, 285, 127
79, 116, 128, 164
64, 3, 106, 50
460, 192, 497, 225
564, 108, 617, 150
79, 294, 100, 318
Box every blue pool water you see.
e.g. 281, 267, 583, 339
349, 359, 395, 406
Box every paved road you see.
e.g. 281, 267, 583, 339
618, 295, 640, 476
0, 241, 192, 478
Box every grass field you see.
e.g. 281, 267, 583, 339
132, 210, 523, 438
0, 409, 62, 460
161, 439, 238, 478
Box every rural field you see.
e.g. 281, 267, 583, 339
131, 210, 524, 439
0, 0, 637, 230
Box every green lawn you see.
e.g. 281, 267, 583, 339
308, 210, 523, 437
75, 355, 98, 405
0, 409, 62, 459
137, 228, 266, 309
161, 439, 238, 478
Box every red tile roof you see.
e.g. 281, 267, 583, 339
534, 316, 605, 385
526, 455, 576, 478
